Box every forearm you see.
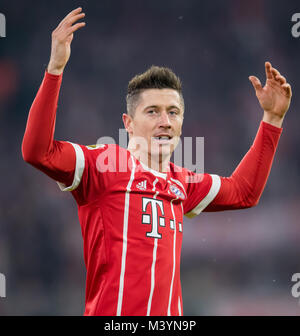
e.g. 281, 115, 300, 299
21, 71, 75, 185
22, 71, 62, 163
231, 120, 282, 204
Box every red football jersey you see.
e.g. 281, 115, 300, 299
57, 143, 221, 316
22, 71, 282, 316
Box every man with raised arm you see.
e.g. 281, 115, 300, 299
22, 7, 292, 316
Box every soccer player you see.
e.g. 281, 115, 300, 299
22, 8, 292, 316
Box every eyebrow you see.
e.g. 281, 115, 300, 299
144, 105, 181, 111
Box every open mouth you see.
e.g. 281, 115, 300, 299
152, 135, 173, 144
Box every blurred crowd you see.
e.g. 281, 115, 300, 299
0, 0, 300, 315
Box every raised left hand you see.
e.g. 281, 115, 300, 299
249, 62, 292, 124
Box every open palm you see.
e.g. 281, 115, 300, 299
249, 62, 292, 119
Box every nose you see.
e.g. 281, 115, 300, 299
158, 111, 171, 128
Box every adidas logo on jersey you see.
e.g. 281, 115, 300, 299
136, 180, 147, 191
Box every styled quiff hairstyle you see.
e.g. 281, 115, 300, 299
126, 65, 184, 117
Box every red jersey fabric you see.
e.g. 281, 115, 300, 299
57, 143, 219, 315
22, 71, 283, 316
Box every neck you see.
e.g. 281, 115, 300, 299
127, 141, 171, 173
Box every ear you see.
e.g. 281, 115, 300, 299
122, 113, 133, 135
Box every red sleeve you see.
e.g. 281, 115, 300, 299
183, 173, 215, 216
69, 143, 109, 206
204, 121, 282, 212
22, 71, 76, 186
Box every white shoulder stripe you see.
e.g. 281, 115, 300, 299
57, 142, 85, 192
185, 174, 221, 218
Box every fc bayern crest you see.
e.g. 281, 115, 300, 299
169, 184, 185, 200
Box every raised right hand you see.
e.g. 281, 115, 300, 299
47, 7, 86, 75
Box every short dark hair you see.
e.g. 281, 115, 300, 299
126, 66, 184, 116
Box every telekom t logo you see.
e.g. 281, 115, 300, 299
142, 197, 182, 238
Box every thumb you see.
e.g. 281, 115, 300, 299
249, 76, 263, 92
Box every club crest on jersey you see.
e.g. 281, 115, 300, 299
86, 144, 106, 150
136, 180, 147, 191
169, 184, 185, 199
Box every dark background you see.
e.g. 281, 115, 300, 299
0, 0, 300, 315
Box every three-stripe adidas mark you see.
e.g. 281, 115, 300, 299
136, 180, 147, 191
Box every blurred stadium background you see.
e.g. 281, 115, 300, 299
0, 0, 300, 315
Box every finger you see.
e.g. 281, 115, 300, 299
265, 61, 273, 80
64, 7, 82, 20
65, 12, 85, 26
275, 74, 286, 85
57, 7, 83, 28
282, 83, 292, 97
66, 22, 86, 35
271, 67, 281, 78
249, 76, 263, 92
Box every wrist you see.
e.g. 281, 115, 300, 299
262, 111, 284, 128
47, 62, 64, 76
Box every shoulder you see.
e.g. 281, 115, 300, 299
77, 143, 127, 159
76, 143, 131, 173
169, 162, 206, 185
82, 143, 118, 152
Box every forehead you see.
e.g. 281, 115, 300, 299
137, 89, 182, 109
